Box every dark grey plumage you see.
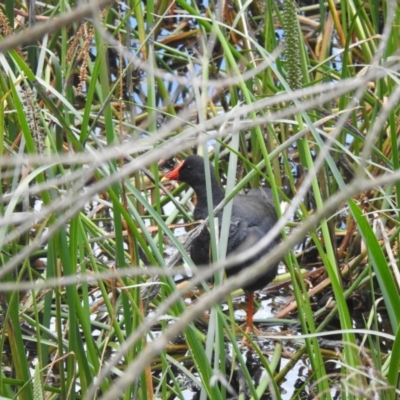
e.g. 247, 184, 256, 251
166, 155, 280, 292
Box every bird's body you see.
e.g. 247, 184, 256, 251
190, 188, 279, 292
165, 155, 280, 296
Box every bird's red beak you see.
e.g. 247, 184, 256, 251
165, 160, 184, 181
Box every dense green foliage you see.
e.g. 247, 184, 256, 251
0, 0, 399, 399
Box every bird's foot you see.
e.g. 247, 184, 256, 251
239, 323, 263, 347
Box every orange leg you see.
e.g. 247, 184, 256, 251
246, 292, 255, 329
245, 292, 262, 334
241, 292, 263, 346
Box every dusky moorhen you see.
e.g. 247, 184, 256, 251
165, 155, 280, 329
